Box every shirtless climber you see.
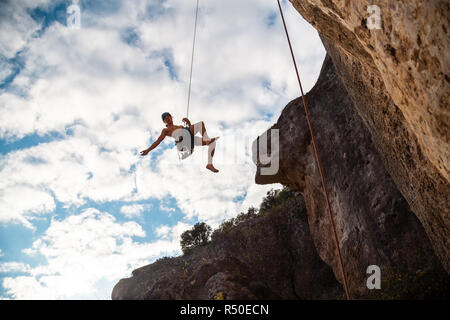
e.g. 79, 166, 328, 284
140, 112, 219, 173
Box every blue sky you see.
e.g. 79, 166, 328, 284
0, 0, 325, 299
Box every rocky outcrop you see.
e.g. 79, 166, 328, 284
253, 54, 448, 298
112, 193, 344, 300
289, 0, 449, 273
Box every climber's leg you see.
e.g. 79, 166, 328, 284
194, 136, 219, 173
206, 140, 218, 173
207, 140, 216, 164
190, 121, 214, 144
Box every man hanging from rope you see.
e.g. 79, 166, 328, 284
140, 112, 219, 173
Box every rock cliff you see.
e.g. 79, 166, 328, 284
112, 190, 344, 300
253, 54, 448, 298
288, 0, 449, 273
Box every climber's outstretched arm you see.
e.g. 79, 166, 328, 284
140, 129, 167, 156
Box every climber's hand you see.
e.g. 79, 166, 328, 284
182, 117, 191, 126
140, 149, 150, 156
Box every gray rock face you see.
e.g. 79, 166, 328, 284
289, 0, 449, 274
112, 194, 344, 300
253, 55, 448, 298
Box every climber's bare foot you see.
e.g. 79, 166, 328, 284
206, 164, 219, 173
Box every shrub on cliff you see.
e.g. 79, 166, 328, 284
181, 187, 300, 252
211, 207, 259, 239
210, 187, 300, 243
259, 187, 299, 213
180, 222, 212, 254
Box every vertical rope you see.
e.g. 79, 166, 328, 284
186, 0, 200, 119
276, 0, 351, 300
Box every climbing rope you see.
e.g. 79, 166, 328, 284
175, 0, 200, 161
186, 0, 200, 119
276, 0, 351, 300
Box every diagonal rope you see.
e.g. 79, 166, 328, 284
186, 0, 200, 119
276, 0, 351, 300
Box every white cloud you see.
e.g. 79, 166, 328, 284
0, 59, 14, 84
0, 136, 137, 211
1, 0, 324, 140
0, 185, 55, 229
154, 225, 170, 239
2, 208, 189, 299
0, 262, 31, 274
0, 0, 53, 59
119, 204, 146, 218
154, 222, 189, 242
160, 203, 175, 213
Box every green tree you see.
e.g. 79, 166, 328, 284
180, 222, 212, 254
259, 187, 297, 213
234, 206, 258, 225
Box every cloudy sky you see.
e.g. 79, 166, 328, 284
0, 0, 325, 299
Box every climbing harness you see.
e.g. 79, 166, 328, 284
276, 0, 351, 300
175, 127, 195, 160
